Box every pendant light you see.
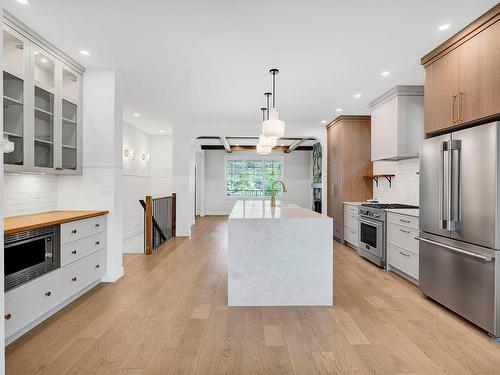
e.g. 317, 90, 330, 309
258, 107, 277, 148
262, 69, 285, 138
256, 106, 272, 155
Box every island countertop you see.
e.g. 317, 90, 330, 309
229, 200, 326, 219
5, 210, 109, 235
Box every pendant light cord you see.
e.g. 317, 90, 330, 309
270, 69, 279, 109
264, 92, 272, 120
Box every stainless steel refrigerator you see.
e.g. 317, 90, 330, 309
419, 121, 500, 339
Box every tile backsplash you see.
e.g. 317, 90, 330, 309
372, 158, 420, 206
4, 174, 58, 217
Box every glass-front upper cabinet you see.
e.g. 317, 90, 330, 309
32, 46, 56, 171
3, 26, 28, 170
2, 20, 83, 175
61, 67, 79, 171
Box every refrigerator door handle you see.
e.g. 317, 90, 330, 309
440, 141, 449, 229
450, 139, 462, 224
415, 237, 494, 262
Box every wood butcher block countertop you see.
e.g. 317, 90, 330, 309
4, 210, 109, 235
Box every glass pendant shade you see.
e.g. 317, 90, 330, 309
258, 134, 277, 148
256, 143, 272, 155
262, 108, 285, 138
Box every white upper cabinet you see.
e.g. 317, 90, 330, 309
3, 13, 84, 175
370, 86, 424, 161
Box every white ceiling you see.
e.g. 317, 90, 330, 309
5, 0, 498, 135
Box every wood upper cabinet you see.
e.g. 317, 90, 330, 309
459, 20, 500, 123
422, 5, 500, 134
424, 49, 459, 134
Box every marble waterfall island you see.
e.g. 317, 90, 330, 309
228, 200, 333, 306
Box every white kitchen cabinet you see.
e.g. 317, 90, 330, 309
343, 203, 360, 248
3, 14, 83, 175
5, 215, 107, 343
370, 86, 424, 161
387, 211, 419, 283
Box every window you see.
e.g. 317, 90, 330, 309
226, 159, 282, 197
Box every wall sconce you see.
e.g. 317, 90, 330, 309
123, 148, 130, 158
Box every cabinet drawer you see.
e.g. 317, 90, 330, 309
61, 216, 106, 244
344, 211, 359, 229
344, 225, 358, 247
387, 213, 419, 230
387, 223, 419, 254
60, 250, 105, 301
61, 232, 105, 267
387, 243, 419, 281
344, 204, 359, 214
5, 270, 60, 338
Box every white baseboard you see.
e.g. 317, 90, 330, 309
101, 267, 124, 282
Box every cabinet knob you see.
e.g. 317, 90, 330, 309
55, 167, 64, 171
45, 291, 52, 297
5, 313, 11, 320
72, 277, 77, 282
95, 241, 100, 246
71, 229, 77, 234
95, 264, 100, 269
95, 223, 100, 228
72, 250, 77, 255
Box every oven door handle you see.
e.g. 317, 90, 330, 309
360, 217, 382, 227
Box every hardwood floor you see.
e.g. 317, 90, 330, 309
6, 216, 500, 374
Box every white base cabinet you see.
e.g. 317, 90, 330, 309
343, 204, 360, 248
5, 215, 106, 343
387, 211, 419, 284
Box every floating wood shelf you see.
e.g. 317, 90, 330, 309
364, 174, 396, 187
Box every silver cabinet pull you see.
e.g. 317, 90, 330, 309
399, 219, 410, 223
399, 229, 410, 234
459, 92, 464, 121
399, 251, 410, 257
416, 237, 494, 262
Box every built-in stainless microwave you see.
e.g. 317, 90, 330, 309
4, 225, 60, 291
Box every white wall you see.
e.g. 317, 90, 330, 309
203, 150, 312, 215
372, 158, 419, 205
122, 122, 173, 253
3, 174, 57, 216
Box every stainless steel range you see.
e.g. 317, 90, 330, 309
358, 203, 418, 268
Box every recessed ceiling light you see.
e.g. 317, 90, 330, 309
133, 113, 140, 117
438, 24, 450, 31
336, 108, 342, 112
381, 71, 391, 77
16, 0, 29, 5
159, 130, 165, 133
79, 50, 90, 56
40, 58, 48, 63
354, 93, 362, 98
321, 120, 327, 124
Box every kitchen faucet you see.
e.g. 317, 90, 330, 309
270, 180, 287, 208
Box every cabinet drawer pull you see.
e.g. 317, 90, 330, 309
5, 313, 11, 320
451, 94, 457, 123
399, 219, 410, 223
95, 264, 100, 269
95, 223, 100, 228
95, 241, 100, 246
399, 229, 410, 234
399, 251, 410, 257
459, 92, 464, 121
72, 277, 77, 282
71, 229, 77, 234
45, 291, 52, 297
72, 250, 77, 255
